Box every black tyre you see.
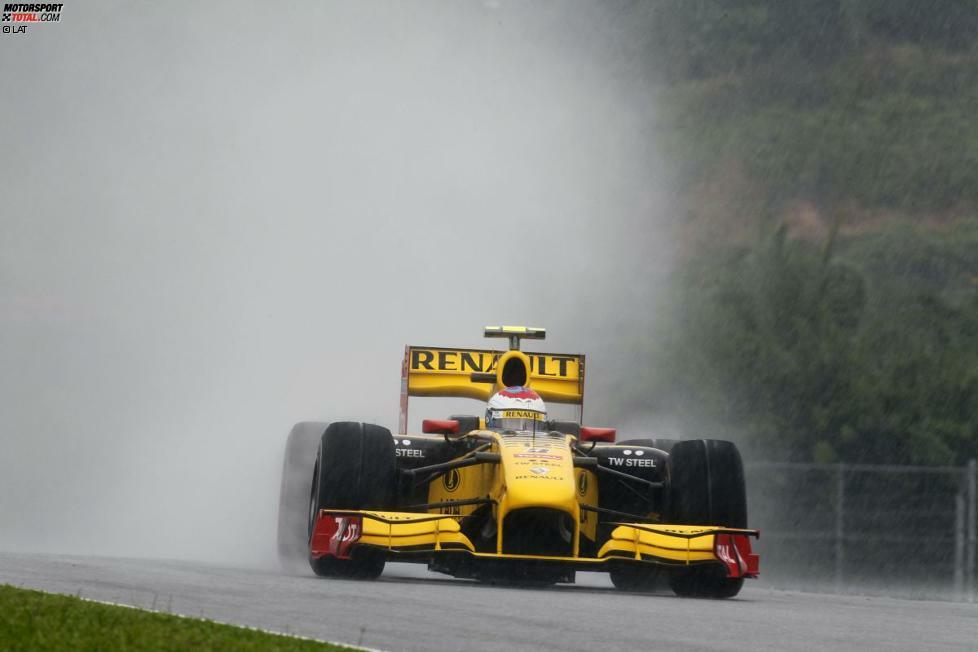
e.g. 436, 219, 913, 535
667, 439, 747, 598
669, 566, 744, 599
668, 439, 746, 528
277, 422, 328, 573
604, 442, 670, 593
619, 438, 680, 455
308, 421, 396, 579
609, 562, 663, 592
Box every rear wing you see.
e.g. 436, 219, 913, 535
398, 334, 585, 434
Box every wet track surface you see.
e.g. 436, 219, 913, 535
1, 552, 975, 651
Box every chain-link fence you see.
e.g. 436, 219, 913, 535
745, 460, 977, 601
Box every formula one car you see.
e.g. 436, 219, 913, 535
277, 326, 758, 597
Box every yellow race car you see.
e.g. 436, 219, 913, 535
277, 326, 758, 597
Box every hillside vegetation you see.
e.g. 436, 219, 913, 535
651, 0, 978, 221
637, 1, 978, 465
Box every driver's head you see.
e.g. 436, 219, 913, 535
486, 386, 547, 434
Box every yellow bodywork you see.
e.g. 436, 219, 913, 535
598, 524, 748, 564
337, 511, 475, 552
426, 430, 580, 554
324, 509, 749, 567
575, 466, 599, 542
404, 346, 585, 404
325, 430, 755, 570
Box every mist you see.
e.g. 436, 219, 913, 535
0, 1, 673, 566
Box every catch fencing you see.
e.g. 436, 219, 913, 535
745, 459, 977, 601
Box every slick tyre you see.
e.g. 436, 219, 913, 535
609, 562, 663, 593
667, 439, 747, 528
669, 566, 744, 599
277, 422, 328, 573
667, 439, 747, 598
308, 421, 395, 579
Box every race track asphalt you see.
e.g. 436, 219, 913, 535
1, 552, 974, 651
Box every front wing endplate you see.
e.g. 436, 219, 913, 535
310, 510, 474, 558
599, 524, 760, 578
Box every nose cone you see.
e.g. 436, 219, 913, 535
499, 435, 577, 516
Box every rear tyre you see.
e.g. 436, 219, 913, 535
277, 422, 328, 573
667, 439, 747, 598
308, 422, 396, 579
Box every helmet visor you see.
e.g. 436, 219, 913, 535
488, 409, 546, 433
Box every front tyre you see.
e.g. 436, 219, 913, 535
609, 562, 663, 592
668, 439, 747, 528
667, 439, 747, 598
669, 566, 744, 599
308, 421, 395, 579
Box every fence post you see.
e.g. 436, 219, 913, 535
954, 490, 965, 600
968, 459, 976, 603
835, 462, 845, 594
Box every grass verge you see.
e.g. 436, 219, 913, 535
0, 584, 353, 652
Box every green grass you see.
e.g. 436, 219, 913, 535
0, 584, 352, 652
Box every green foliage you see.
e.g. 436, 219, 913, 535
0, 584, 348, 652
647, 0, 978, 80
648, 0, 978, 212
647, 222, 978, 465
644, 0, 850, 82
847, 0, 978, 50
635, 2, 978, 465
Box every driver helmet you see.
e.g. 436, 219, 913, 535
486, 386, 547, 434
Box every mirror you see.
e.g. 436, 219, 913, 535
580, 426, 616, 443
422, 419, 460, 436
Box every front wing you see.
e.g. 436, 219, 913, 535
311, 510, 759, 579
